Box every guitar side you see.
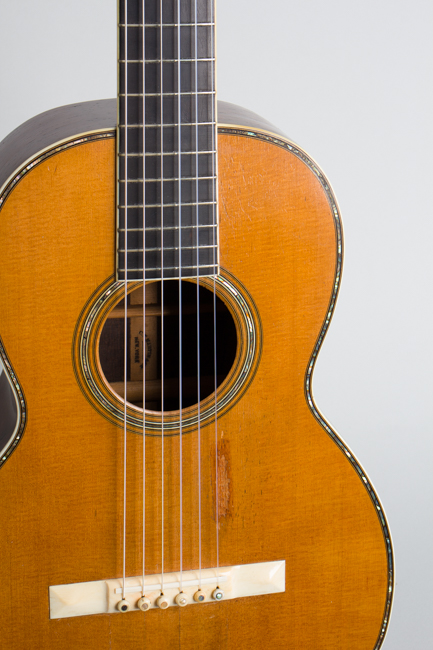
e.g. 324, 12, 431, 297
0, 100, 393, 649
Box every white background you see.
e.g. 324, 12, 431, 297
1, 1, 432, 647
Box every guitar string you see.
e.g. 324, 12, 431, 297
210, 0, 220, 587
159, 0, 165, 597
194, 0, 202, 591
177, 0, 184, 595
122, 0, 129, 602
141, 0, 146, 599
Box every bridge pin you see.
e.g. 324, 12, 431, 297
175, 592, 188, 607
116, 599, 130, 613
156, 594, 169, 609
137, 596, 151, 611
193, 589, 206, 603
212, 588, 224, 601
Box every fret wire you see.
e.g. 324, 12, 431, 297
119, 58, 215, 63
119, 22, 215, 27
119, 245, 218, 253
118, 201, 215, 208
118, 225, 217, 232
118, 151, 217, 156
119, 123, 215, 127
118, 264, 218, 272
119, 92, 216, 97
118, 176, 216, 182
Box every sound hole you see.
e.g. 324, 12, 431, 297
0, 363, 19, 456
98, 280, 237, 412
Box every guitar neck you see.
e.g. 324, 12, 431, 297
117, 0, 218, 281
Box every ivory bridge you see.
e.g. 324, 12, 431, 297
49, 560, 285, 619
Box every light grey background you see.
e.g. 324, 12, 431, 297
1, 1, 432, 647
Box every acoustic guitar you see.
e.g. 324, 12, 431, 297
0, 1, 393, 648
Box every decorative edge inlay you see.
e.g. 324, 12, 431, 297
0, 343, 26, 469
0, 132, 114, 470
0, 132, 114, 209
73, 269, 262, 435
218, 126, 394, 650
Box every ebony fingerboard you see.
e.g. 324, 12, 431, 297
117, 0, 217, 281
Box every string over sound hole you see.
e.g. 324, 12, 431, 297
99, 280, 237, 413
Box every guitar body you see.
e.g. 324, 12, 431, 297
0, 100, 392, 649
